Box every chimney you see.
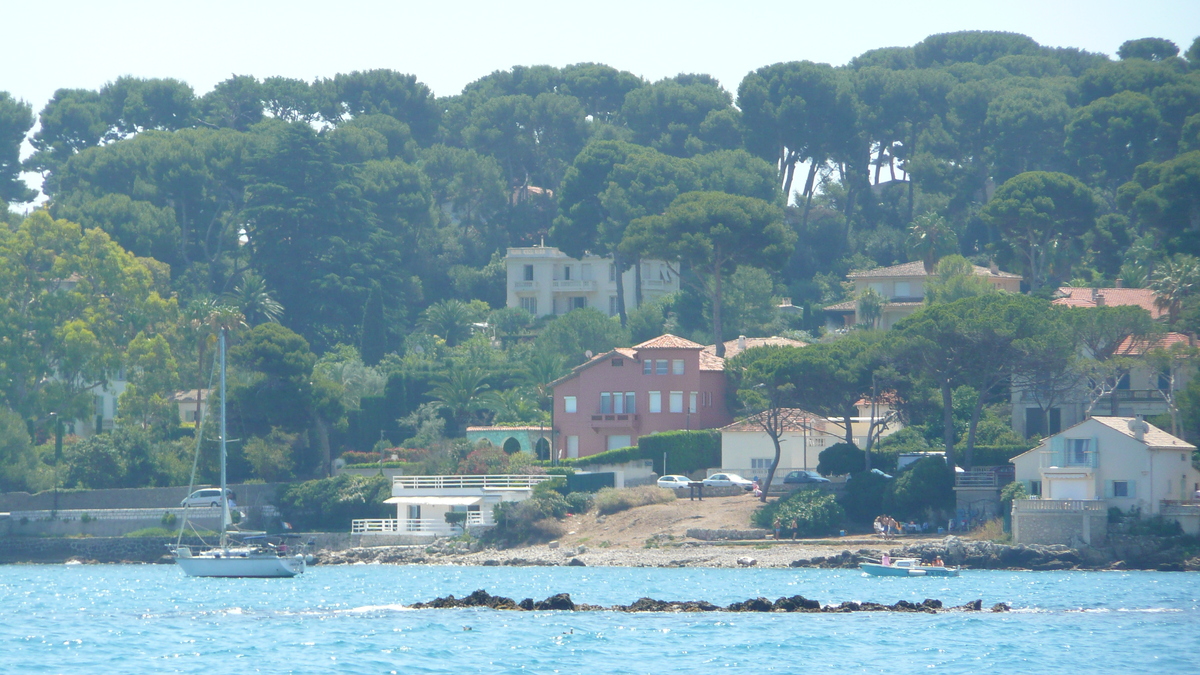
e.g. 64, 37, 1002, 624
1095, 290, 1106, 307
1114, 278, 1124, 288
738, 335, 746, 351
1128, 414, 1148, 442
989, 260, 999, 275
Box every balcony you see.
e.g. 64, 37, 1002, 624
513, 280, 535, 289
1012, 498, 1104, 512
392, 474, 554, 491
589, 413, 641, 430
954, 471, 998, 489
1039, 449, 1097, 469
551, 279, 597, 291
352, 513, 485, 535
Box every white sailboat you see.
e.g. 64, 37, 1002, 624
174, 329, 306, 578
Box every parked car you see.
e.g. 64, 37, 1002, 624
783, 470, 831, 485
656, 475, 693, 489
181, 488, 237, 508
702, 473, 754, 490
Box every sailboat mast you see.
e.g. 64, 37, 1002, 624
219, 328, 230, 542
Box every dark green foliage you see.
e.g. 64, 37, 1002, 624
0, 92, 36, 202
564, 491, 594, 514
275, 474, 392, 531
971, 445, 1035, 466
752, 489, 844, 537
817, 442, 864, 476
1118, 38, 1180, 62
839, 470, 892, 524
534, 308, 630, 366
360, 283, 386, 366
882, 457, 955, 519
636, 430, 721, 476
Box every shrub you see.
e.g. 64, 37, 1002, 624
565, 491, 594, 514
838, 470, 891, 524
457, 444, 511, 474
817, 443, 864, 476
487, 490, 573, 545
276, 474, 392, 531
882, 457, 955, 519
752, 490, 844, 537
592, 486, 676, 515
562, 430, 720, 475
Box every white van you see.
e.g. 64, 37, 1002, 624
180, 488, 237, 508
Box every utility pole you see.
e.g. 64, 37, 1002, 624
50, 412, 63, 516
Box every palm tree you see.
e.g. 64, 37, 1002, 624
1151, 254, 1200, 325
223, 273, 284, 325
184, 300, 247, 426
906, 213, 958, 274
430, 367, 490, 435
420, 300, 475, 347
856, 287, 885, 330
519, 350, 566, 410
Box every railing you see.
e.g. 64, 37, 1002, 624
392, 474, 554, 490
589, 414, 639, 427
352, 513, 486, 534
551, 279, 597, 291
954, 471, 998, 488
513, 281, 535, 289
1039, 450, 1098, 469
1012, 499, 1104, 512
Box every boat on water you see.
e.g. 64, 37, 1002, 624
860, 558, 960, 577
173, 329, 307, 579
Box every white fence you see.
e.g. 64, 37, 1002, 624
392, 474, 554, 490
352, 513, 485, 535
1012, 499, 1104, 512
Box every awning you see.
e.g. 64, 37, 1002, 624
383, 496, 484, 506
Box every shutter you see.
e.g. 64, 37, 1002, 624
1091, 437, 1101, 468
1127, 480, 1136, 499
1050, 437, 1065, 467
1105, 480, 1114, 499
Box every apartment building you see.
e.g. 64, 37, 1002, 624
505, 245, 679, 318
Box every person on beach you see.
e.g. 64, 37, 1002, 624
790, 518, 798, 540
773, 518, 782, 540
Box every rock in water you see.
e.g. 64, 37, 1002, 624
736, 557, 757, 567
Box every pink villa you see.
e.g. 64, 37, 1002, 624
551, 334, 733, 459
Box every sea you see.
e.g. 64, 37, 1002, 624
1, 564, 1197, 674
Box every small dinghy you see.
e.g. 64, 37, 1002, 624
860, 557, 960, 577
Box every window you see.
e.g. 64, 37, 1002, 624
523, 264, 534, 281
669, 391, 683, 413
570, 297, 586, 310
567, 436, 579, 459
1112, 481, 1129, 497
609, 264, 615, 282
1159, 369, 1172, 391
656, 359, 668, 375
625, 392, 636, 414
704, 391, 712, 407
1030, 480, 1042, 497
600, 393, 612, 414
1067, 438, 1091, 465
520, 297, 537, 314
895, 281, 910, 298
609, 296, 618, 315
613, 391, 625, 414
643, 360, 652, 375
649, 391, 662, 413
564, 265, 572, 280
689, 392, 697, 414
750, 458, 772, 470
607, 435, 632, 451
95, 395, 105, 417
1116, 373, 1130, 390
672, 359, 684, 375
564, 396, 577, 413
611, 358, 623, 367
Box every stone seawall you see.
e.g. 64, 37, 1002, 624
0, 536, 208, 564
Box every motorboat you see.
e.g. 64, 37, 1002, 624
173, 329, 306, 578
860, 557, 960, 577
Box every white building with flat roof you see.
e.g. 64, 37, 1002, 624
505, 246, 679, 318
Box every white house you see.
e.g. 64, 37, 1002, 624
1010, 416, 1200, 544
351, 474, 555, 538
171, 389, 208, 426
719, 406, 900, 487
505, 245, 679, 318
823, 260, 1022, 330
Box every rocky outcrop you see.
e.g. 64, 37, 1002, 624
409, 589, 1002, 613
888, 536, 1099, 570
788, 549, 875, 568
686, 528, 769, 541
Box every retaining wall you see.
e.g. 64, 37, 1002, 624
0, 483, 284, 512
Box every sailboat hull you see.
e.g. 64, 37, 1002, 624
175, 548, 305, 578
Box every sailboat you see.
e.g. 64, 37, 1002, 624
173, 328, 306, 578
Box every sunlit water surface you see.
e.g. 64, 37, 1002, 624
2, 564, 1197, 673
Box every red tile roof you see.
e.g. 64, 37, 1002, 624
1115, 332, 1193, 356
633, 334, 705, 350
1052, 287, 1165, 319
702, 336, 808, 359
721, 408, 828, 433
848, 260, 1021, 279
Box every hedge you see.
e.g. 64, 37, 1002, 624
967, 445, 1034, 466
560, 430, 720, 475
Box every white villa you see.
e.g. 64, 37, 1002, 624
719, 403, 900, 487
505, 245, 679, 318
1010, 416, 1200, 545
351, 474, 555, 538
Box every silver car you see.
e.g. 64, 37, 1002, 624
656, 475, 693, 489
181, 487, 237, 508
701, 473, 754, 490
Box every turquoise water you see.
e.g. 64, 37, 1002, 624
2, 564, 1198, 674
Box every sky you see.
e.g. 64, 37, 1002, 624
5, 0, 1197, 108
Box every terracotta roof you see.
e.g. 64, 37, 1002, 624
1052, 287, 1165, 319
699, 351, 725, 372
848, 260, 1021, 280
548, 348, 638, 387
721, 408, 828, 433
1089, 416, 1195, 450
633, 334, 704, 350
703, 336, 808, 359
823, 300, 857, 312
855, 391, 900, 407
1115, 332, 1192, 356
